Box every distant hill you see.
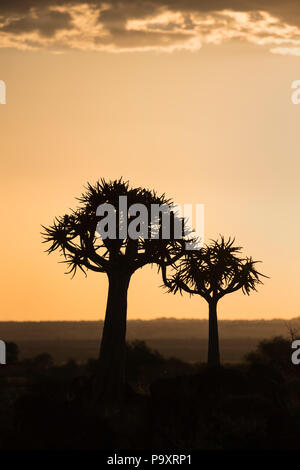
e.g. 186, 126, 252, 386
0, 317, 299, 340
0, 318, 299, 364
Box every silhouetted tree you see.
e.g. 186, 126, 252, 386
126, 340, 164, 382
42, 178, 187, 408
162, 237, 266, 367
245, 336, 296, 377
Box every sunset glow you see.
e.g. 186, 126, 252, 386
0, 1, 300, 321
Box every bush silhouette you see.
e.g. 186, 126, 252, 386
6, 342, 19, 364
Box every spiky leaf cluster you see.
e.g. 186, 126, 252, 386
162, 237, 267, 302
42, 178, 190, 277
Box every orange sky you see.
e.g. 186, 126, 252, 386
0, 5, 300, 321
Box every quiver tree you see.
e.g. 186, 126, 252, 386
42, 178, 187, 409
162, 237, 267, 367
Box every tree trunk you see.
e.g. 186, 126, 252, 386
92, 270, 131, 411
208, 300, 220, 367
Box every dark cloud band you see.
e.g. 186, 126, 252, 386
1, 1, 300, 54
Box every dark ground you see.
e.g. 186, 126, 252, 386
0, 336, 300, 450
13, 338, 260, 364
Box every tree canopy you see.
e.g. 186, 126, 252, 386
162, 236, 267, 302
42, 178, 189, 278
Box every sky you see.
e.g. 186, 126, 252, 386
0, 1, 300, 321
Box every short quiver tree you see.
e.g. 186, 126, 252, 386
162, 237, 267, 367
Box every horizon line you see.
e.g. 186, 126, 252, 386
0, 316, 299, 323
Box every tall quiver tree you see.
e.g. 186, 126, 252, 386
162, 237, 267, 367
42, 179, 186, 408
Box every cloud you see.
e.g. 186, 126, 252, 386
1, 9, 72, 37
1, 1, 300, 54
